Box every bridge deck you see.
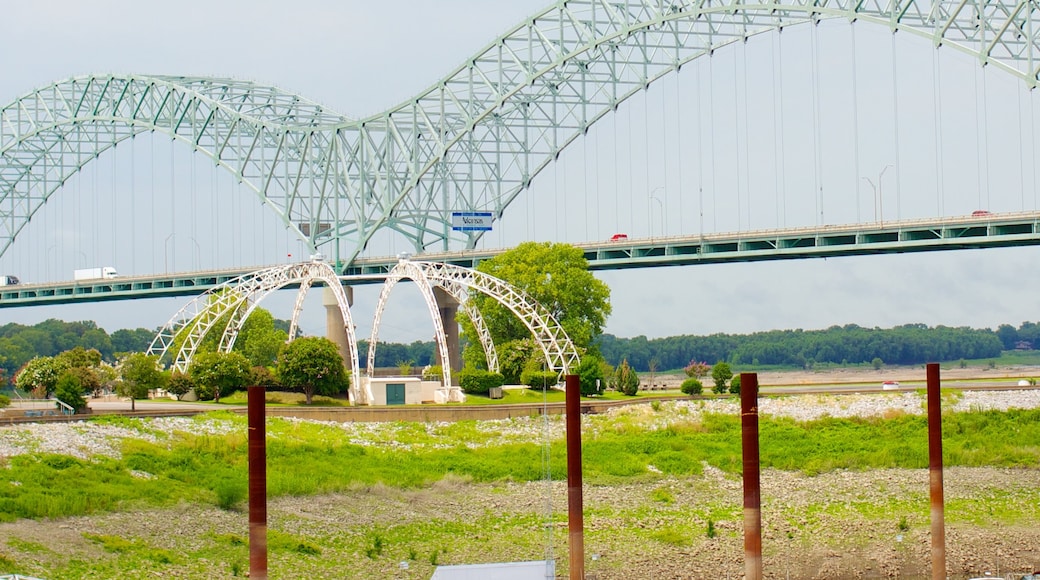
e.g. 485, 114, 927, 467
4, 212, 1038, 308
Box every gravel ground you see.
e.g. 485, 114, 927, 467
0, 390, 1038, 579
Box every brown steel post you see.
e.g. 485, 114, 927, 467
741, 373, 763, 580
565, 374, 585, 580
248, 386, 268, 580
926, 363, 946, 580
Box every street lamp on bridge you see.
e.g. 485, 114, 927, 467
648, 186, 665, 238
862, 164, 892, 227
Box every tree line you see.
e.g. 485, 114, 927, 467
3, 317, 1035, 389
0, 318, 442, 387
595, 322, 1014, 372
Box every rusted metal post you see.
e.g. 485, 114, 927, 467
248, 386, 268, 580
926, 363, 946, 580
741, 372, 762, 580
565, 374, 585, 580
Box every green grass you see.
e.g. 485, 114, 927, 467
2, 404, 1038, 525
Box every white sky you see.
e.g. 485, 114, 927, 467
2, 0, 1040, 342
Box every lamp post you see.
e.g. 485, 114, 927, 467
164, 233, 175, 273
189, 237, 202, 270
862, 165, 892, 227
648, 186, 665, 238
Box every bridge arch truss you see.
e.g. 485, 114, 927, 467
4, 1, 1038, 267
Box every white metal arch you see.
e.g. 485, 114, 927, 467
148, 261, 365, 403
400, 260, 579, 376
368, 261, 501, 384
368, 259, 455, 390
440, 280, 500, 374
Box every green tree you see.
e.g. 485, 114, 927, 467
190, 351, 251, 403
166, 370, 196, 401
56, 346, 102, 369
236, 308, 289, 367
711, 361, 732, 394
277, 337, 348, 404
614, 358, 640, 396
871, 357, 883, 371
53, 371, 87, 413
15, 356, 68, 397
460, 242, 611, 370
729, 374, 742, 395
248, 366, 280, 388
65, 366, 101, 399
576, 353, 606, 397
118, 353, 166, 411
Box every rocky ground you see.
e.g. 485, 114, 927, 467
1, 383, 1039, 579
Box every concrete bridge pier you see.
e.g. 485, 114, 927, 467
322, 284, 353, 367
434, 287, 462, 385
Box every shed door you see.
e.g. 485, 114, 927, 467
386, 383, 406, 405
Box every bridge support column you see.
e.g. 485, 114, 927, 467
434, 287, 462, 385
322, 284, 353, 367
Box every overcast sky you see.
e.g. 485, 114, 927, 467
2, 1, 1040, 343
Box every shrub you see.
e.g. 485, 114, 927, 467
422, 365, 443, 381
54, 371, 87, 413
683, 360, 709, 378
214, 480, 245, 511
615, 359, 639, 396
166, 370, 195, 400
680, 378, 703, 395
0, 394, 9, 409
521, 369, 558, 389
729, 375, 741, 395
457, 367, 505, 395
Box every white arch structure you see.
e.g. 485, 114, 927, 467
369, 259, 580, 383
368, 260, 501, 387
148, 261, 365, 403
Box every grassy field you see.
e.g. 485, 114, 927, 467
2, 397, 1040, 578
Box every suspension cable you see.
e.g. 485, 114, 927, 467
676, 66, 684, 233
933, 45, 945, 216
811, 21, 823, 225
1018, 80, 1025, 209
743, 36, 752, 230
709, 54, 718, 232
982, 66, 990, 210
891, 31, 902, 220
734, 44, 743, 231
852, 24, 862, 224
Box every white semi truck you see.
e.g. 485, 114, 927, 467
0, 275, 20, 286
73, 267, 118, 281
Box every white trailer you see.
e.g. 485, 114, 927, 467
0, 275, 20, 286
73, 267, 118, 281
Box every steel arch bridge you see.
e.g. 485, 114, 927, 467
3, 0, 1039, 269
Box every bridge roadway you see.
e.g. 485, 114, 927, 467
3, 211, 1040, 308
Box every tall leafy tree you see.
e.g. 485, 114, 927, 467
460, 241, 611, 370
118, 353, 166, 411
236, 309, 289, 367
277, 337, 348, 404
